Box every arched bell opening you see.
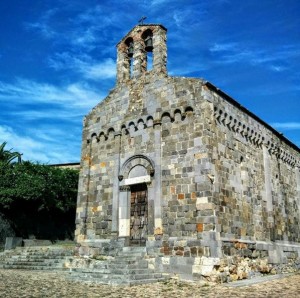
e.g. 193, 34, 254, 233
142, 29, 153, 71
125, 37, 134, 78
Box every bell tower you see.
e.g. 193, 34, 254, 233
116, 24, 167, 84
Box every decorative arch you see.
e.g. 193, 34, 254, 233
185, 106, 194, 113
90, 132, 99, 142
173, 109, 183, 122
137, 118, 146, 130
161, 111, 173, 123
99, 131, 107, 141
119, 154, 155, 181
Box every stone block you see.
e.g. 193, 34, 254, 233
5, 237, 23, 250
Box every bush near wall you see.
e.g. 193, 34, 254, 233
0, 161, 79, 242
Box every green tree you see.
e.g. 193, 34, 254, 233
0, 142, 22, 165
0, 161, 79, 240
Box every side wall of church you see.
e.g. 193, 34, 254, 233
156, 83, 300, 279
203, 84, 300, 261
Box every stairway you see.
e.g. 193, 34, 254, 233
0, 246, 74, 270
68, 246, 170, 285
0, 246, 169, 285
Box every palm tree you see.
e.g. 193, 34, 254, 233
0, 142, 22, 165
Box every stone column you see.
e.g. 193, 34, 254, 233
132, 39, 146, 78
118, 186, 130, 242
153, 120, 162, 232
116, 48, 130, 85
152, 27, 167, 75
263, 145, 274, 240
263, 146, 273, 212
77, 139, 92, 241
112, 132, 121, 233
296, 166, 300, 213
147, 183, 155, 235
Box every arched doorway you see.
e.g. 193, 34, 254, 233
118, 155, 156, 247
130, 183, 148, 246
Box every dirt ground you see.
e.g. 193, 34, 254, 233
0, 269, 300, 298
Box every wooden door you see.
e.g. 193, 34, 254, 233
130, 184, 148, 246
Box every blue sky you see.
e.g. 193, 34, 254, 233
0, 0, 299, 163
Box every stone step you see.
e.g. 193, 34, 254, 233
108, 261, 149, 269
0, 245, 170, 285
17, 253, 73, 258
7, 255, 69, 260
1, 256, 69, 262
0, 246, 73, 272
2, 260, 62, 266
69, 271, 163, 281
71, 267, 155, 275
12, 248, 72, 251
4, 254, 72, 259
0, 264, 66, 270
68, 272, 169, 285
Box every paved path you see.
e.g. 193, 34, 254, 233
0, 269, 299, 297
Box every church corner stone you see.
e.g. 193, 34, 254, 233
75, 23, 300, 282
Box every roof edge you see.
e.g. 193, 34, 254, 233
204, 81, 300, 154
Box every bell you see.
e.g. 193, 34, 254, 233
128, 42, 134, 57
144, 36, 153, 52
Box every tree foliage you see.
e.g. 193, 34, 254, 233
0, 142, 22, 165
0, 160, 79, 240
0, 161, 78, 211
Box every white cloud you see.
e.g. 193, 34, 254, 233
0, 125, 45, 162
83, 59, 116, 80
0, 78, 106, 163
210, 42, 238, 52
25, 5, 118, 51
150, 0, 171, 6
209, 42, 299, 72
72, 28, 97, 46
49, 53, 116, 80
0, 124, 81, 164
25, 8, 58, 39
0, 78, 102, 110
270, 65, 286, 72
271, 122, 300, 130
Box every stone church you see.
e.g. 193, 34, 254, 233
75, 24, 300, 279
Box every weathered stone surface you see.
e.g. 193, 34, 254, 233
4, 237, 22, 250
74, 23, 300, 281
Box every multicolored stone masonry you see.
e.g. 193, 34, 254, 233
75, 24, 300, 280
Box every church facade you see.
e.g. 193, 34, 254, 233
75, 24, 300, 279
